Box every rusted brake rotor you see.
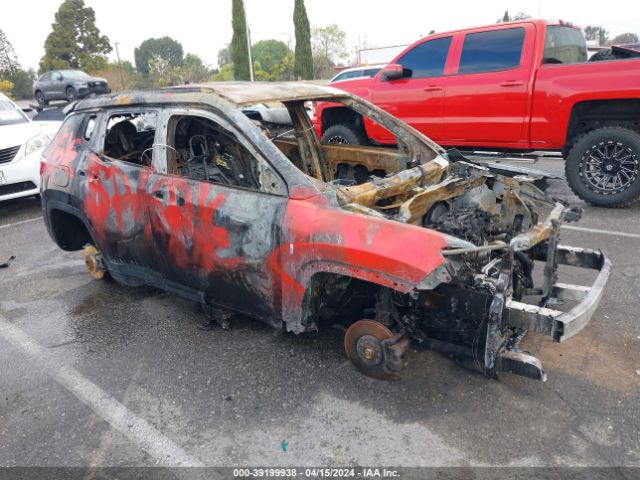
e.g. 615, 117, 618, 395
83, 244, 107, 280
344, 319, 408, 380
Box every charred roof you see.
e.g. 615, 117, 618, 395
70, 81, 348, 112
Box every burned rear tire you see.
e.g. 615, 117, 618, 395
344, 320, 406, 380
565, 127, 640, 207
321, 124, 366, 145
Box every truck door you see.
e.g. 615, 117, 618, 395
443, 24, 534, 146
369, 36, 453, 143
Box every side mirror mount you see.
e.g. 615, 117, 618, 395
380, 63, 404, 81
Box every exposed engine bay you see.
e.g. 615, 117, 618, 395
331, 156, 574, 377
260, 95, 610, 382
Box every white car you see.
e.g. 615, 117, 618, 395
329, 65, 384, 83
0, 93, 61, 202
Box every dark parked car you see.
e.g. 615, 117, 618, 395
33, 70, 110, 105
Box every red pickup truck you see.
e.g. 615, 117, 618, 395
316, 20, 640, 208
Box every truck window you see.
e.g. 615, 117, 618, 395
396, 36, 452, 78
458, 28, 525, 74
543, 26, 587, 64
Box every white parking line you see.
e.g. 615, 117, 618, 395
0, 315, 204, 467
0, 217, 42, 230
562, 225, 640, 239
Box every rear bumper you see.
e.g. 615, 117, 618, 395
503, 246, 611, 342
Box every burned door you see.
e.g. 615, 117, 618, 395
81, 110, 160, 281
147, 109, 288, 323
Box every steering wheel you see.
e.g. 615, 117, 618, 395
119, 150, 152, 167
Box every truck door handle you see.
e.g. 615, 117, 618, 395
500, 80, 524, 87
423, 85, 443, 92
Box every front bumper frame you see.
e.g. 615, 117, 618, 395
504, 245, 611, 342
485, 204, 611, 380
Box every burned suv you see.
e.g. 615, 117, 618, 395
41, 83, 611, 381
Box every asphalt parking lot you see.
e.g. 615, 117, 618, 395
0, 159, 639, 471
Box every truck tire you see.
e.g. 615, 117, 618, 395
321, 124, 366, 145
589, 49, 617, 62
565, 127, 640, 207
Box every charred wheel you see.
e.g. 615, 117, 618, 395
344, 320, 408, 380
83, 244, 107, 280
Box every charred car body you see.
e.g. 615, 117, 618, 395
40, 83, 611, 381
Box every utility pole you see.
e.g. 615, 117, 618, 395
247, 27, 254, 81
114, 42, 126, 90
243, 0, 254, 82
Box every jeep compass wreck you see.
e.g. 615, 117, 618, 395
41, 82, 611, 381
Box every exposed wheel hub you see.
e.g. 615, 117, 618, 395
356, 334, 384, 365
83, 244, 107, 280
344, 320, 408, 379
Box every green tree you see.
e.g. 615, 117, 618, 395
270, 51, 295, 81
252, 40, 288, 75
134, 37, 184, 76
211, 63, 234, 81
0, 79, 14, 98
0, 28, 19, 74
497, 11, 531, 22
584, 26, 601, 41
39, 0, 111, 73
312, 24, 348, 64
584, 25, 609, 46
230, 0, 250, 81
599, 27, 610, 46
293, 0, 313, 80
312, 54, 334, 80
217, 47, 231, 68
4, 69, 36, 99
182, 53, 211, 83
613, 32, 639, 44
311, 24, 348, 79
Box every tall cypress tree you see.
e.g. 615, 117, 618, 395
230, 0, 250, 81
293, 0, 313, 80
